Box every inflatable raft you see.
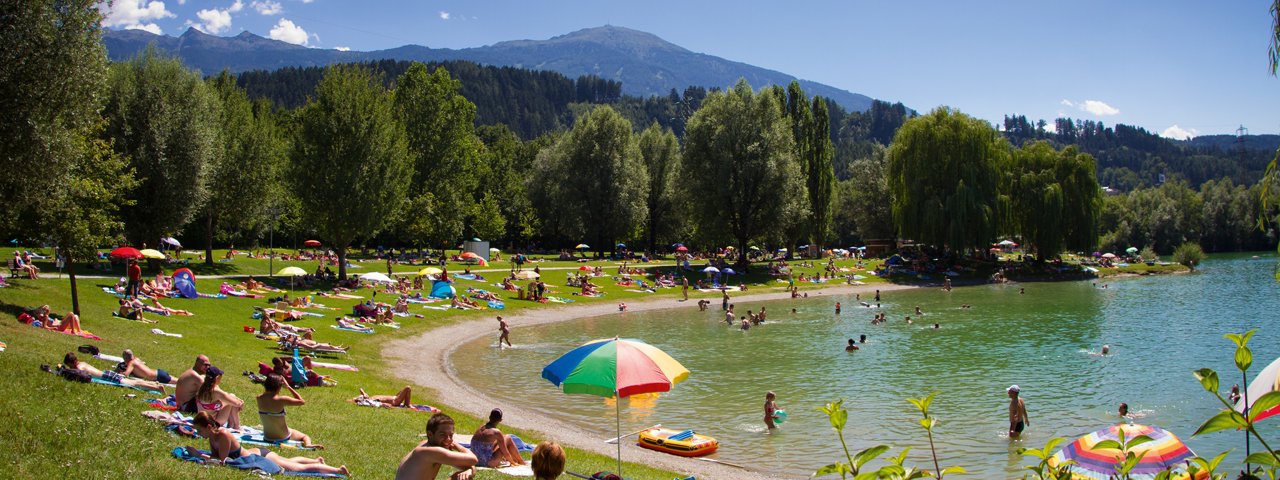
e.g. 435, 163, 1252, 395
637, 427, 718, 457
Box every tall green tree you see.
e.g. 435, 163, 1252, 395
0, 0, 136, 313
200, 71, 286, 265
683, 79, 807, 264
888, 107, 1007, 252
806, 97, 837, 247
469, 192, 507, 241
104, 48, 220, 245
393, 63, 482, 247
475, 124, 529, 245
1008, 141, 1101, 258
293, 65, 412, 279
637, 123, 682, 251
0, 0, 111, 233
531, 106, 648, 255
838, 144, 895, 243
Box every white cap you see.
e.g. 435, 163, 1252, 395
1007, 385, 1021, 393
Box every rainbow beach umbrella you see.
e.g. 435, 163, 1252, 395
542, 337, 689, 475
1048, 424, 1204, 479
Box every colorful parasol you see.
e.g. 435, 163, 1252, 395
575, 244, 590, 250
418, 267, 443, 276
514, 270, 540, 280
542, 337, 688, 475
109, 247, 143, 259
303, 240, 322, 247
674, 246, 688, 252
138, 249, 165, 259
1237, 355, 1280, 423
1048, 424, 1203, 479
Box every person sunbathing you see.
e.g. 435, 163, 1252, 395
118, 349, 175, 385
336, 317, 372, 332
256, 374, 322, 449
243, 276, 263, 291
262, 307, 304, 322
187, 411, 347, 475
280, 336, 346, 353
149, 298, 193, 316
41, 309, 84, 334
260, 317, 314, 340
470, 289, 499, 301
501, 278, 517, 291
394, 297, 409, 313
451, 296, 480, 310
353, 386, 413, 407
61, 352, 165, 393
470, 408, 527, 468
118, 297, 148, 321
195, 366, 244, 429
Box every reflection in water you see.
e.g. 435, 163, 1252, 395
450, 254, 1280, 478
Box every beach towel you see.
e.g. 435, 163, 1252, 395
33, 324, 102, 340
111, 311, 158, 323
351, 397, 440, 413
147, 395, 179, 411
239, 430, 316, 450
91, 377, 163, 395
172, 447, 287, 475
422, 305, 450, 311
310, 361, 358, 372
572, 292, 604, 297
456, 434, 535, 453
478, 465, 534, 477
151, 328, 183, 338
487, 300, 506, 309
331, 325, 374, 334
545, 296, 574, 304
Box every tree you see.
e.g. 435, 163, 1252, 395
531, 106, 648, 255
393, 63, 482, 246
0, 0, 112, 231
475, 124, 530, 245
201, 71, 286, 265
839, 144, 895, 243
1008, 141, 1102, 259
683, 79, 807, 264
888, 107, 1007, 252
637, 123, 682, 252
806, 97, 836, 248
0, 0, 136, 313
469, 192, 507, 242
1173, 242, 1205, 271
104, 47, 220, 245
293, 65, 412, 279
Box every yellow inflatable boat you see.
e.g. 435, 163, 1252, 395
637, 427, 718, 457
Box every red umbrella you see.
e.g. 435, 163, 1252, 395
460, 252, 480, 259
578, 265, 592, 271
303, 240, 322, 247
109, 247, 143, 259
675, 246, 688, 252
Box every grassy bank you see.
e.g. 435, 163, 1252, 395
0, 253, 892, 479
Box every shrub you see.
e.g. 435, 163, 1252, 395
1173, 242, 1205, 271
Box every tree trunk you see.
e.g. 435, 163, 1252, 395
337, 246, 348, 280
204, 213, 215, 267
737, 235, 749, 269
68, 266, 81, 316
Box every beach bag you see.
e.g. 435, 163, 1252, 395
77, 344, 100, 356
17, 312, 33, 324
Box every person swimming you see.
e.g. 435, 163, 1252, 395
845, 339, 859, 351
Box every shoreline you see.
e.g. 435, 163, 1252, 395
383, 281, 917, 480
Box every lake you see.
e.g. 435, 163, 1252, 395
452, 253, 1280, 478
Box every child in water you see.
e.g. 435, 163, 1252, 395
764, 391, 780, 429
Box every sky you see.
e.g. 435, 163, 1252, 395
99, 0, 1279, 138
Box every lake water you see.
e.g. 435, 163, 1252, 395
452, 253, 1280, 478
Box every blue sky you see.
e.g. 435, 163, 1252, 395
100, 0, 1278, 138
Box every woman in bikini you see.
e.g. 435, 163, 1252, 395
353, 386, 413, 407
256, 374, 321, 449
195, 367, 244, 430
187, 411, 346, 474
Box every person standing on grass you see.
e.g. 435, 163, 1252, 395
1007, 385, 1029, 439
127, 259, 142, 297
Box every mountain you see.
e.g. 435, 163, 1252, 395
102, 25, 875, 111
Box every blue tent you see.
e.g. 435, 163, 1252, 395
172, 268, 198, 299
429, 280, 456, 299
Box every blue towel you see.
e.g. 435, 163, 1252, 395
487, 300, 505, 309
240, 431, 315, 450
462, 434, 535, 453
226, 454, 283, 474
667, 430, 695, 441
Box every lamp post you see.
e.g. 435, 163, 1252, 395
267, 207, 281, 277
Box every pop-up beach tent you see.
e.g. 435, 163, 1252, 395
429, 280, 456, 299
172, 268, 198, 298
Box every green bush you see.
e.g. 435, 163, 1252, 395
1173, 242, 1205, 271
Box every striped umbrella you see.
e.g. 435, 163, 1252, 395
542, 338, 688, 474
1049, 424, 1204, 479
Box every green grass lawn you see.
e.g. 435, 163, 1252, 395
0, 252, 892, 479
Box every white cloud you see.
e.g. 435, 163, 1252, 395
98, 0, 175, 33
1059, 98, 1120, 117
1160, 124, 1199, 140
439, 11, 450, 20
269, 18, 309, 45
300, 0, 313, 3
335, 46, 350, 51
194, 8, 232, 33
251, 0, 282, 15
230, 0, 244, 13
1080, 100, 1119, 116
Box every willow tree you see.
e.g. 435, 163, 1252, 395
684, 79, 807, 264
637, 123, 682, 251
293, 65, 412, 279
531, 106, 648, 256
104, 48, 220, 245
887, 107, 1007, 252
1009, 141, 1101, 258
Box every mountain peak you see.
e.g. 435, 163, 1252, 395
491, 25, 690, 56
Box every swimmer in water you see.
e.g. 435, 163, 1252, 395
905, 316, 913, 325
915, 306, 922, 315
1101, 344, 1110, 356
859, 334, 866, 343
1118, 402, 1129, 418
932, 323, 940, 329
845, 339, 859, 352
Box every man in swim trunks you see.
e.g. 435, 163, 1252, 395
470, 408, 527, 468
119, 349, 173, 384
497, 316, 512, 348
1007, 385, 1029, 438
176, 355, 211, 413
396, 413, 477, 480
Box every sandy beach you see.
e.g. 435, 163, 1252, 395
384, 281, 918, 479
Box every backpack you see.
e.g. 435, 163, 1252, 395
77, 344, 100, 356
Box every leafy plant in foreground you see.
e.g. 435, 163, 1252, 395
814, 399, 892, 479
907, 392, 966, 479
1017, 437, 1074, 480
1190, 330, 1280, 479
